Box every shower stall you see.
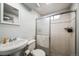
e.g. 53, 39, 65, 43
35, 11, 76, 56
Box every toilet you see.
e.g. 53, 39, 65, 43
31, 49, 45, 56
25, 39, 46, 56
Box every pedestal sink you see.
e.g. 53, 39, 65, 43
0, 38, 28, 55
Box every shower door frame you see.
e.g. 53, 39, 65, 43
35, 10, 77, 56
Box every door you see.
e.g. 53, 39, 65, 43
50, 12, 75, 56
36, 17, 50, 55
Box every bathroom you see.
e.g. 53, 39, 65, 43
0, 3, 79, 56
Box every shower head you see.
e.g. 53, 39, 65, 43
64, 27, 73, 33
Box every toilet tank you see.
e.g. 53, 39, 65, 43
27, 39, 36, 51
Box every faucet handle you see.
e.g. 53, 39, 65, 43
13, 37, 17, 40
9, 37, 17, 42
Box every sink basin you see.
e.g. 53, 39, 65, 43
0, 38, 28, 55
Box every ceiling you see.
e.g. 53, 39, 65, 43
23, 3, 72, 16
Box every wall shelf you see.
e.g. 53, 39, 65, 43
0, 3, 19, 25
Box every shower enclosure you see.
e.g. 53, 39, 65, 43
35, 11, 76, 56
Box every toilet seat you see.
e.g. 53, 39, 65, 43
31, 49, 45, 56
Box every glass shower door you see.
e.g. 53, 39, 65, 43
50, 12, 75, 56
36, 17, 50, 56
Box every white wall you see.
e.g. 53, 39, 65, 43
0, 3, 39, 40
